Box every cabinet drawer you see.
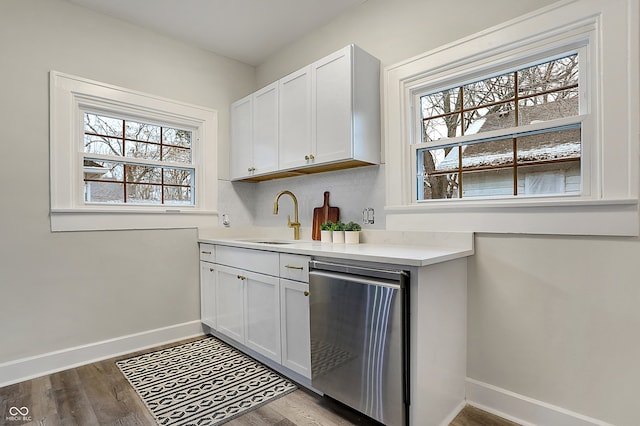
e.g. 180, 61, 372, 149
279, 254, 310, 282
199, 244, 215, 262
216, 246, 279, 276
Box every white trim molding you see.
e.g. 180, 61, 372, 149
384, 0, 639, 236
0, 321, 204, 387
465, 378, 616, 426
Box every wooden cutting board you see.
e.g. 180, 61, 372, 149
312, 191, 339, 240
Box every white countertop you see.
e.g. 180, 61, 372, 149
198, 228, 474, 267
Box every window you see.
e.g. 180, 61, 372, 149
83, 113, 195, 205
417, 54, 582, 200
384, 0, 638, 236
50, 72, 218, 231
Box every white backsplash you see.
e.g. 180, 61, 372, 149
217, 164, 386, 233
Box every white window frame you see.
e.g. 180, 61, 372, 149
50, 71, 218, 231
384, 0, 639, 236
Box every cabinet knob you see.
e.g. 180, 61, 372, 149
308, 154, 315, 160
209, 267, 214, 272
237, 275, 247, 280
304, 155, 309, 160
304, 291, 309, 297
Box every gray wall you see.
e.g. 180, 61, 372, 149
0, 0, 254, 362
249, 1, 640, 425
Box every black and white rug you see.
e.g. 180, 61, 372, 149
116, 336, 297, 425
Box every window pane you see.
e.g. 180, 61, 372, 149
126, 184, 162, 204
84, 181, 123, 203
421, 88, 462, 142
163, 168, 193, 186
463, 72, 514, 109
419, 147, 460, 199
462, 168, 514, 198
163, 128, 192, 148
464, 102, 515, 135
83, 159, 123, 181
125, 140, 160, 161
518, 54, 579, 97
126, 164, 162, 184
164, 187, 192, 205
84, 135, 123, 156
125, 120, 160, 142
163, 146, 191, 163
84, 113, 122, 138
516, 127, 581, 195
518, 89, 579, 124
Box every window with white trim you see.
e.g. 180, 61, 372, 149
384, 0, 638, 236
416, 53, 582, 200
50, 72, 218, 231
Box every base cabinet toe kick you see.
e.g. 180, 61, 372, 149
198, 242, 468, 426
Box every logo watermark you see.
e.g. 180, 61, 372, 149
6, 406, 32, 422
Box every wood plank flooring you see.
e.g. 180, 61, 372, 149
0, 337, 518, 426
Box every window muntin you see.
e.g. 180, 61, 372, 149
417, 54, 581, 200
82, 113, 195, 206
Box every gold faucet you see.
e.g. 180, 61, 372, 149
273, 190, 300, 240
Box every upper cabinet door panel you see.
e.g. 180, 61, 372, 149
253, 82, 279, 175
313, 46, 353, 163
230, 95, 252, 180
279, 66, 312, 170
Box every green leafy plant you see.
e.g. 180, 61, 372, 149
345, 221, 361, 231
320, 221, 334, 231
332, 220, 346, 231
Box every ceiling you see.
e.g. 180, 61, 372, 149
68, 0, 366, 66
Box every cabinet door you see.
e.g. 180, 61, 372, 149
280, 279, 311, 378
252, 82, 279, 175
215, 264, 245, 343
200, 261, 216, 329
279, 66, 312, 170
313, 46, 353, 164
230, 95, 253, 180
245, 271, 281, 363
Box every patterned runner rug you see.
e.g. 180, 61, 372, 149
116, 336, 297, 425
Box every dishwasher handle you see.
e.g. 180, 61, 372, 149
309, 259, 409, 282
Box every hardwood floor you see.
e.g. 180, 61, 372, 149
0, 337, 517, 426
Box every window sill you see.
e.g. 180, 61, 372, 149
385, 198, 639, 236
50, 208, 218, 232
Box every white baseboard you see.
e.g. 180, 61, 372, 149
465, 378, 615, 426
0, 320, 204, 388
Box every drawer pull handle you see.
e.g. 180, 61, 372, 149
285, 265, 304, 270
304, 291, 309, 297
237, 275, 247, 280
201, 251, 212, 255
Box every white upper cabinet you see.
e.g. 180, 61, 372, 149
230, 82, 279, 180
279, 66, 312, 170
231, 44, 380, 181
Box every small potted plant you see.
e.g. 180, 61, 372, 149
344, 221, 362, 244
332, 220, 346, 243
320, 221, 334, 243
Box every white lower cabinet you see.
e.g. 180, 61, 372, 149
244, 270, 281, 362
200, 261, 216, 329
214, 264, 281, 363
280, 279, 311, 378
199, 245, 310, 379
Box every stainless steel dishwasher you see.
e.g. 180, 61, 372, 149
309, 260, 409, 426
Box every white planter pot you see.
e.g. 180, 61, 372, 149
320, 230, 333, 243
332, 230, 345, 244
345, 231, 360, 244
